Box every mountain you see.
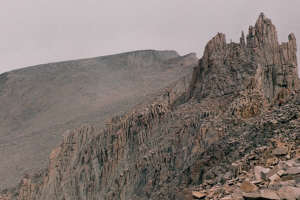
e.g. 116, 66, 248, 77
0, 50, 198, 190
2, 13, 300, 200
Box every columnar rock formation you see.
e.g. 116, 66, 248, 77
190, 13, 298, 104
0, 50, 198, 190
1, 13, 300, 200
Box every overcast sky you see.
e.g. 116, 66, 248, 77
0, 0, 299, 74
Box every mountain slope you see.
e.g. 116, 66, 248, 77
2, 14, 300, 200
0, 50, 198, 190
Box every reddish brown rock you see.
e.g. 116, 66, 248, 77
191, 191, 206, 199
240, 181, 258, 193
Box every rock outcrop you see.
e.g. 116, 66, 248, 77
189, 13, 298, 104
190, 136, 300, 199
0, 49, 198, 190
2, 13, 300, 200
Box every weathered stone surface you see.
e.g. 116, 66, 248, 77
243, 190, 280, 200
276, 170, 286, 177
258, 190, 280, 200
243, 192, 262, 199
190, 12, 299, 105
286, 167, 300, 176
277, 186, 300, 200
272, 147, 289, 156
254, 166, 270, 181
269, 174, 280, 185
191, 191, 206, 199
240, 181, 258, 193
0, 50, 198, 190
3, 13, 300, 200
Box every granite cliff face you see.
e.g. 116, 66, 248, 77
2, 14, 300, 200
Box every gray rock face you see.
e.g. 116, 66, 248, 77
2, 14, 300, 200
189, 13, 299, 104
0, 50, 198, 190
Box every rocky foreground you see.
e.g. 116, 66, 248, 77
1, 13, 300, 200
191, 136, 300, 199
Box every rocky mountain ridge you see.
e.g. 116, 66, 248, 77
1, 13, 300, 200
190, 13, 298, 103
0, 49, 198, 190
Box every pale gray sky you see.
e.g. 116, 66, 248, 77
0, 0, 300, 74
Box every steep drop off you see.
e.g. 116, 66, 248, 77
2, 13, 300, 200
0, 50, 198, 190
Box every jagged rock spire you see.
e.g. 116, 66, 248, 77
190, 13, 299, 103
240, 31, 246, 47
4, 13, 300, 200
287, 33, 297, 66
247, 12, 279, 50
202, 33, 226, 65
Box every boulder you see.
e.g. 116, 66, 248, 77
240, 181, 258, 193
277, 186, 300, 200
254, 166, 270, 181
192, 191, 206, 199
243, 190, 280, 200
272, 147, 289, 156
286, 167, 300, 176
